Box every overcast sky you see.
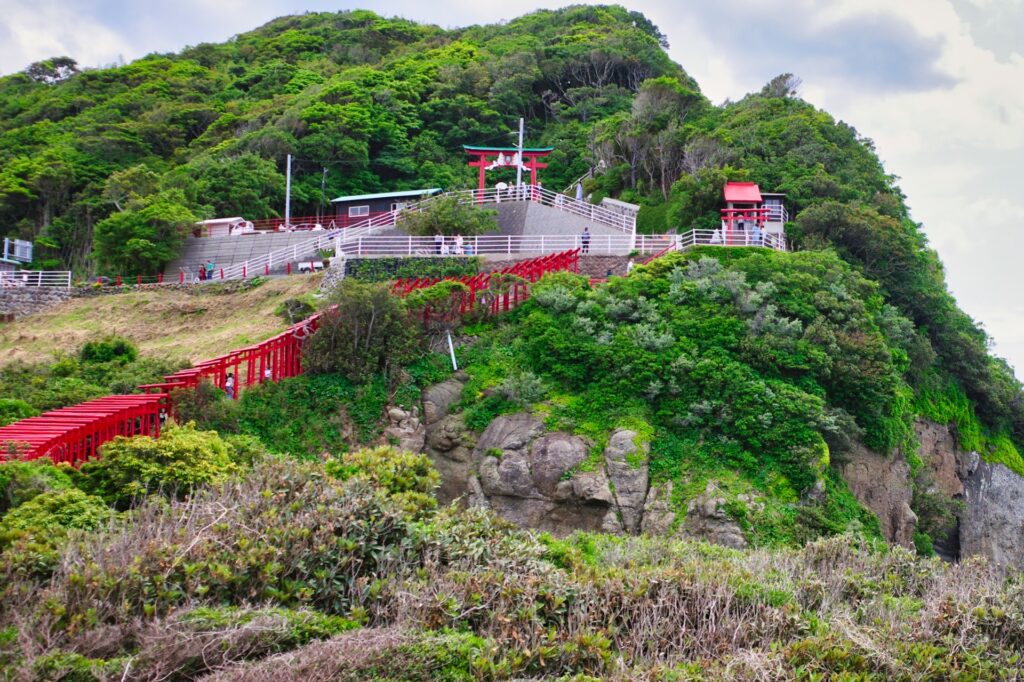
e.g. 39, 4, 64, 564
2, 0, 1022, 375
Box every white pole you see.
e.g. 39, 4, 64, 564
447, 331, 459, 371
285, 153, 292, 228
516, 117, 524, 190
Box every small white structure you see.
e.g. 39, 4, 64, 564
194, 217, 255, 238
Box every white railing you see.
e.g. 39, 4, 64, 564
0, 270, 71, 288
407, 185, 636, 235
216, 211, 400, 280
330, 229, 785, 259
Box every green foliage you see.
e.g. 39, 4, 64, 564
0, 339, 185, 413
345, 256, 481, 282
398, 195, 498, 236
78, 335, 137, 364
0, 488, 109, 548
0, 398, 37, 427
78, 422, 239, 508
304, 279, 419, 382
237, 373, 389, 456
169, 379, 241, 434
327, 446, 440, 517
0, 458, 74, 515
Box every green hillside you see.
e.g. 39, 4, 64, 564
1, 6, 1024, 679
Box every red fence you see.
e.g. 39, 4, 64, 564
0, 250, 576, 466
393, 249, 580, 315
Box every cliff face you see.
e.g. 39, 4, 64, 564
839, 418, 1024, 571
420, 373, 1024, 568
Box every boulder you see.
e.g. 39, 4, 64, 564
422, 374, 468, 425
681, 483, 748, 549
382, 406, 424, 454
603, 429, 649, 533
464, 413, 616, 535
641, 482, 675, 535
960, 453, 1024, 571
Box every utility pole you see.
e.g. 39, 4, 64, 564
516, 117, 524, 190
285, 153, 292, 227
319, 167, 327, 223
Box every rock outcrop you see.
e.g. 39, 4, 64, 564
913, 419, 1024, 571
839, 418, 1024, 570
681, 483, 749, 550
837, 443, 917, 548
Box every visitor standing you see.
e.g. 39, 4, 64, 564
205, 260, 215, 281
581, 227, 591, 254
225, 372, 235, 400
454, 234, 464, 255
434, 233, 443, 255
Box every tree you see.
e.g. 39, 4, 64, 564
92, 191, 195, 274
303, 280, 420, 382
23, 57, 79, 85
398, 196, 497, 236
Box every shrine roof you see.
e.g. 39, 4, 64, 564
330, 188, 441, 203
463, 145, 554, 153
723, 182, 762, 203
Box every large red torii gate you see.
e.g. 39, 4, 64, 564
464, 145, 553, 191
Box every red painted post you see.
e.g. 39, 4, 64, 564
220, 269, 224, 280
116, 275, 122, 287
179, 271, 184, 284
265, 263, 269, 275
242, 264, 247, 278
157, 272, 163, 284
137, 275, 142, 285
286, 263, 291, 275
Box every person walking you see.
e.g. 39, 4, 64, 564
581, 227, 591, 255
434, 233, 443, 255
205, 260, 215, 281
225, 372, 235, 400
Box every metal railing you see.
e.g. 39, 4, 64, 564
0, 270, 71, 288
411, 185, 636, 235
215, 211, 400, 281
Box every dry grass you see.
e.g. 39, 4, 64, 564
0, 276, 322, 367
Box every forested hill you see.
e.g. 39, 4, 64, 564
2, 5, 1024, 470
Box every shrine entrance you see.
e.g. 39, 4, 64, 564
464, 145, 554, 198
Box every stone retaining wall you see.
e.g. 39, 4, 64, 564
0, 287, 72, 318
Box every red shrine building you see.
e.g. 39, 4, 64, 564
464, 145, 553, 191
720, 182, 787, 243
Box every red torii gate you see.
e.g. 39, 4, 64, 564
464, 145, 553, 192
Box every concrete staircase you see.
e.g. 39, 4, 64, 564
165, 232, 333, 276
492, 200, 626, 238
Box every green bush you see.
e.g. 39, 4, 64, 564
0, 398, 37, 427
0, 489, 110, 549
327, 446, 440, 517
237, 374, 388, 457
170, 380, 240, 434
78, 422, 239, 507
0, 458, 75, 515
345, 256, 481, 282
79, 336, 137, 364
304, 279, 419, 383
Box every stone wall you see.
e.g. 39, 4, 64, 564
0, 287, 71, 318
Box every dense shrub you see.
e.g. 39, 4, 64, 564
170, 379, 241, 434
0, 489, 109, 549
344, 256, 481, 282
237, 373, 389, 456
0, 399, 37, 428
0, 340, 185, 413
0, 458, 74, 515
327, 446, 440, 517
77, 422, 240, 507
397, 195, 498, 236
304, 279, 419, 382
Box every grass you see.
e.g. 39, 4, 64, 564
0, 276, 323, 367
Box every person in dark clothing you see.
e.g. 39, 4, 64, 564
581, 227, 591, 254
